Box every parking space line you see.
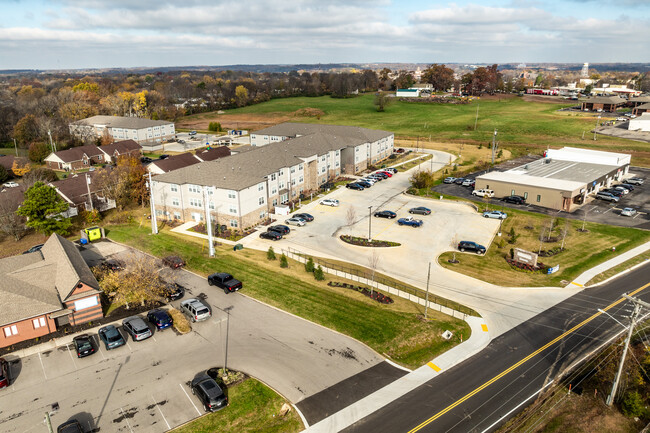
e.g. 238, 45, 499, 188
66, 344, 78, 369
151, 395, 171, 430
98, 345, 106, 360
125, 340, 133, 351
180, 383, 202, 416
37, 352, 48, 379
120, 407, 134, 433
372, 221, 396, 239
151, 334, 158, 342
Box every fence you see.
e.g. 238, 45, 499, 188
282, 247, 479, 319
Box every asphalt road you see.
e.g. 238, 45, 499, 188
342, 261, 650, 433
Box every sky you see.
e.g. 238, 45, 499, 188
1, 0, 649, 70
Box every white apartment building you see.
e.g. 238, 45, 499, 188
69, 115, 176, 145
151, 123, 393, 228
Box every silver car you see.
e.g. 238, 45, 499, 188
285, 217, 306, 226
180, 298, 211, 322
483, 210, 508, 219
122, 316, 152, 341
621, 207, 637, 217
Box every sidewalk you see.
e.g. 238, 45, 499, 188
569, 241, 650, 287
304, 316, 489, 432
170, 221, 239, 246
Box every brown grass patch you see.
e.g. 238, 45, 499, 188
169, 308, 191, 334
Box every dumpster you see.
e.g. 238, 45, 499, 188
84, 226, 102, 242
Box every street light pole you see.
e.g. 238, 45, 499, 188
594, 115, 601, 141
491, 129, 498, 164
424, 262, 431, 320
368, 206, 372, 241
222, 306, 234, 377
13, 138, 18, 156
148, 171, 158, 234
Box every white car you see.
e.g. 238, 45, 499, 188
616, 117, 628, 121
362, 178, 376, 185
319, 198, 339, 207
286, 217, 306, 226
613, 186, 629, 195
2, 182, 19, 188
483, 210, 508, 219
472, 189, 494, 198
621, 207, 637, 217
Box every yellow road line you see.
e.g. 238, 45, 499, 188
572, 282, 584, 287
407, 282, 650, 433
371, 221, 396, 240
427, 362, 441, 372
481, 324, 488, 332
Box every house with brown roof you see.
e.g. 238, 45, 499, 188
49, 170, 116, 212
98, 139, 142, 163
0, 233, 103, 348
147, 153, 201, 175
581, 95, 626, 112
194, 146, 231, 162
44, 145, 106, 171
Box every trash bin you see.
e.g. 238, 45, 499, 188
233, 243, 244, 251
84, 226, 102, 242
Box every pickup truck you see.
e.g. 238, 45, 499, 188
207, 272, 243, 294
397, 217, 423, 227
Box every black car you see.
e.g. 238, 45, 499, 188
163, 282, 185, 301
454, 177, 466, 185
356, 180, 372, 188
98, 325, 126, 350
458, 241, 487, 255
140, 156, 153, 164
409, 207, 431, 215
147, 309, 173, 331
57, 420, 84, 433
346, 182, 365, 190
0, 358, 10, 389
158, 154, 170, 160
385, 168, 398, 174
162, 255, 185, 269
260, 231, 282, 240
73, 334, 96, 358
268, 225, 290, 235
191, 373, 228, 412
373, 172, 389, 179
292, 213, 314, 222
604, 189, 624, 198
367, 174, 383, 181
617, 183, 635, 191
22, 244, 44, 254
374, 210, 397, 219
502, 195, 526, 205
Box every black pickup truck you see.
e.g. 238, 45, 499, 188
207, 272, 243, 294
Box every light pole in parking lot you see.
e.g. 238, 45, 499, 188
368, 206, 372, 241
222, 306, 233, 378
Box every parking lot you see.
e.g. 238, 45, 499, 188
433, 166, 650, 230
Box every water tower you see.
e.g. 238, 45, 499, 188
581, 63, 589, 78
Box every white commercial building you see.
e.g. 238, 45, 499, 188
69, 115, 176, 145
629, 113, 650, 132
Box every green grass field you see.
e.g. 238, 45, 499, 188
106, 224, 470, 368
179, 94, 650, 164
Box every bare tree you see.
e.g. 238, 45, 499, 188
0, 201, 27, 241
346, 206, 356, 235
561, 219, 570, 249
367, 250, 380, 296
451, 234, 459, 263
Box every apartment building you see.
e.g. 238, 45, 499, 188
69, 115, 176, 145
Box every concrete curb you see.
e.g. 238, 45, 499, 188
585, 257, 650, 288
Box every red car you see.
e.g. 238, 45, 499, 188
0, 358, 9, 389
377, 171, 392, 177
162, 255, 186, 269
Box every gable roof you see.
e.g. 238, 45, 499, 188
50, 170, 108, 207
99, 139, 142, 156
71, 115, 173, 129
635, 103, 650, 110
194, 146, 231, 162
0, 184, 27, 215
149, 153, 200, 173
630, 96, 650, 104
47, 145, 103, 163
584, 95, 626, 105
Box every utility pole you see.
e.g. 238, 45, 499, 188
203, 187, 215, 257
474, 103, 479, 130
606, 295, 648, 406
593, 116, 601, 141
368, 206, 372, 241
148, 172, 158, 234
13, 138, 18, 156
491, 129, 498, 164
47, 129, 56, 153
85, 174, 94, 211
424, 262, 431, 320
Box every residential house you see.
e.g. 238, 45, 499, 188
50, 170, 116, 213
98, 139, 142, 163
69, 115, 175, 145
0, 233, 103, 348
0, 155, 16, 176
147, 153, 202, 175
194, 146, 231, 162
44, 145, 106, 172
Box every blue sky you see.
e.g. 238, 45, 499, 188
1, 0, 649, 69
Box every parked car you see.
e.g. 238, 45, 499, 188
483, 210, 508, 219
162, 255, 185, 269
626, 177, 644, 185
596, 191, 619, 202
158, 154, 170, 160
612, 187, 628, 195
99, 258, 126, 271
346, 182, 365, 190
122, 316, 153, 341
286, 217, 306, 226
385, 168, 398, 174
362, 177, 376, 185
443, 177, 457, 184
377, 170, 392, 177
398, 216, 424, 227
208, 272, 243, 293
73, 334, 96, 358
454, 177, 466, 185
617, 183, 635, 191
57, 420, 84, 433
621, 207, 637, 217
140, 156, 153, 164
98, 325, 126, 350
2, 181, 19, 188
367, 174, 383, 181
293, 213, 314, 222
458, 241, 486, 255
319, 198, 339, 207
409, 206, 431, 215
604, 189, 624, 198
22, 243, 44, 254
191, 373, 228, 412
373, 172, 389, 179
0, 358, 10, 389
472, 189, 494, 198
374, 210, 397, 219
189, 130, 197, 136
160, 279, 183, 299
502, 195, 526, 205
461, 178, 474, 187
147, 309, 173, 331
260, 231, 282, 240
268, 224, 290, 235
180, 298, 211, 322
356, 180, 372, 188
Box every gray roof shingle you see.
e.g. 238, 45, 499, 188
253, 122, 393, 142
50, 145, 104, 163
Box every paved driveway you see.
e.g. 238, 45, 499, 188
0, 241, 384, 432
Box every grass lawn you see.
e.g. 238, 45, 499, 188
177, 94, 650, 166
438, 210, 650, 287
171, 378, 303, 433
106, 223, 470, 368
586, 251, 650, 286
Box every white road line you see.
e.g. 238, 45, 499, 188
151, 394, 171, 430
179, 383, 202, 416
66, 344, 78, 369
98, 345, 106, 360
151, 334, 158, 342
119, 407, 134, 433
37, 352, 47, 380
125, 340, 133, 351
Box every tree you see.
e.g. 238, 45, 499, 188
235, 85, 249, 107
394, 72, 415, 89
422, 64, 455, 92
23, 167, 58, 187
0, 199, 27, 241
346, 206, 356, 234
17, 181, 72, 235
0, 165, 8, 184
11, 158, 31, 177
267, 246, 276, 260
305, 257, 315, 273
280, 254, 288, 268
314, 265, 325, 281
94, 155, 147, 210
28, 141, 50, 163
374, 91, 391, 112
367, 250, 380, 296
409, 170, 435, 189
13, 114, 40, 147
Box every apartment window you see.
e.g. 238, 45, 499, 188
321, 167, 326, 174
272, 199, 278, 206
171, 184, 178, 192
33, 317, 46, 329
270, 173, 276, 181
259, 197, 265, 205
299, 165, 303, 170
279, 169, 284, 176
230, 219, 238, 228
536, 195, 541, 203
228, 191, 236, 199
336, 150, 339, 155
258, 184, 264, 191
291, 179, 296, 186
271, 188, 277, 195
291, 167, 296, 173
172, 198, 180, 206
189, 198, 202, 208
321, 156, 326, 162
335, 161, 339, 167
3, 325, 18, 337
98, 155, 103, 161
259, 210, 266, 219
356, 147, 359, 152
188, 185, 201, 193
298, 176, 304, 183
279, 182, 285, 189
523, 192, 528, 200
174, 212, 181, 220
229, 206, 237, 214
209, 201, 215, 210
208, 189, 214, 195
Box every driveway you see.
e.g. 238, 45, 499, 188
244, 151, 583, 337
0, 241, 386, 432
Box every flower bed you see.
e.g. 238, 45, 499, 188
328, 281, 394, 304
538, 246, 565, 257
505, 257, 548, 273
340, 235, 401, 248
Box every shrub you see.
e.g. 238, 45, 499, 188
267, 246, 276, 260
305, 257, 315, 273
168, 308, 191, 334
280, 254, 288, 268
314, 265, 325, 281
84, 209, 101, 224
208, 122, 222, 132
28, 141, 50, 163
621, 391, 645, 418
